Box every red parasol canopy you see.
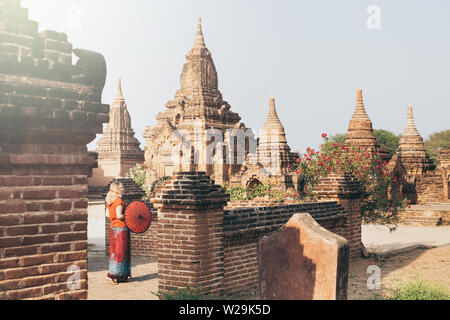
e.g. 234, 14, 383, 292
125, 201, 151, 234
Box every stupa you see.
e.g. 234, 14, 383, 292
397, 105, 434, 176
89, 78, 145, 187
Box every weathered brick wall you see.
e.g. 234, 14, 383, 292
313, 173, 363, 259
416, 170, 446, 204
0, 0, 108, 300
398, 204, 450, 226
151, 172, 229, 294
150, 172, 361, 297
222, 201, 348, 295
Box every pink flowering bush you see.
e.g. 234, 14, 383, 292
296, 134, 406, 227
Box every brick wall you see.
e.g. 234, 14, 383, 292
398, 204, 450, 226
150, 172, 361, 297
0, 0, 108, 300
313, 173, 363, 259
416, 170, 446, 204
151, 172, 229, 295
222, 201, 348, 295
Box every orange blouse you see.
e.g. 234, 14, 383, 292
107, 198, 127, 228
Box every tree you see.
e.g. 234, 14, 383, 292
321, 133, 346, 153
126, 163, 148, 191
424, 130, 450, 166
296, 133, 406, 228
373, 129, 400, 158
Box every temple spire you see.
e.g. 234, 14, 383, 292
179, 17, 218, 93
114, 77, 124, 101
352, 88, 371, 121
193, 18, 206, 48
397, 105, 434, 173
261, 96, 287, 144
263, 96, 284, 129
402, 105, 421, 136
344, 88, 385, 155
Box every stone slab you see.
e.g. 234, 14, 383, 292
258, 213, 349, 300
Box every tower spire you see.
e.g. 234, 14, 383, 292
345, 88, 380, 151
402, 105, 421, 136
264, 96, 284, 129
352, 88, 370, 121
261, 96, 287, 144
397, 105, 434, 173
114, 77, 124, 101
193, 18, 206, 48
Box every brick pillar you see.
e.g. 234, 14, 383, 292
313, 173, 362, 259
151, 172, 229, 295
0, 0, 108, 300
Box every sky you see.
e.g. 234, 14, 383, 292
22, 0, 450, 154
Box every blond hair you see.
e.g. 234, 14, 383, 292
106, 181, 123, 205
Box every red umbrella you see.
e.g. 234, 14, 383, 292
125, 201, 151, 234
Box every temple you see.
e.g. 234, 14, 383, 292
345, 88, 389, 160
387, 106, 449, 204
89, 78, 144, 188
143, 19, 298, 190
229, 97, 299, 189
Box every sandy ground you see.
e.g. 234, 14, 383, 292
88, 203, 450, 300
347, 245, 450, 299
362, 224, 450, 253
88, 252, 159, 300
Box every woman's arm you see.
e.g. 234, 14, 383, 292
105, 206, 109, 218
116, 205, 124, 220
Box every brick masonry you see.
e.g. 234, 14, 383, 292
151, 172, 229, 295
149, 171, 361, 297
398, 203, 450, 226
0, 0, 108, 300
222, 200, 348, 296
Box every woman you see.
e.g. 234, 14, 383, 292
105, 181, 131, 284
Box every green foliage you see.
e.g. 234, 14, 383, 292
424, 130, 450, 166
296, 134, 406, 226
126, 164, 151, 201
225, 185, 248, 200
384, 279, 450, 300
321, 133, 347, 154
322, 131, 400, 158
373, 129, 400, 158
155, 286, 258, 300
156, 286, 214, 300
149, 176, 170, 194
224, 181, 288, 201
126, 164, 147, 189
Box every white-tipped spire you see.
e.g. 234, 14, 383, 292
114, 77, 124, 101
264, 96, 283, 128
403, 105, 421, 136
193, 18, 206, 47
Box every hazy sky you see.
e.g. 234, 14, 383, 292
22, 0, 450, 153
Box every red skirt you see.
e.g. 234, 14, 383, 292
107, 227, 131, 282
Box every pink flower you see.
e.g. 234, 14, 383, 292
322, 133, 328, 139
